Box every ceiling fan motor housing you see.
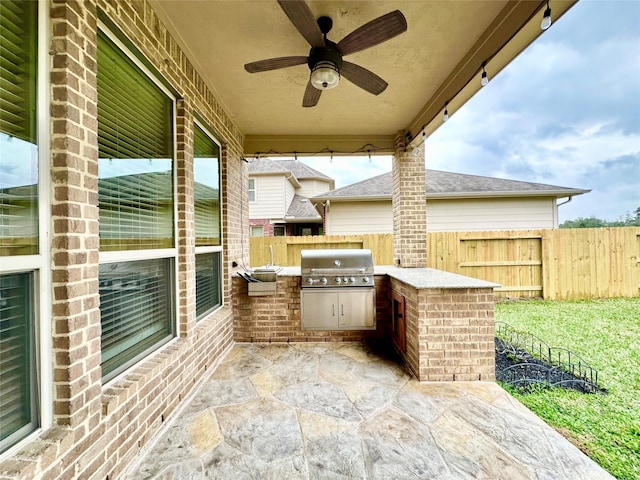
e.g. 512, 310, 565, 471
308, 46, 343, 89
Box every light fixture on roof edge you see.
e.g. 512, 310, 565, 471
541, 1, 552, 30
443, 102, 449, 122
481, 62, 489, 87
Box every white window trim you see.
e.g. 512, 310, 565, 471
193, 119, 224, 317
248, 178, 256, 203
0, 1, 52, 461
193, 118, 224, 259
96, 22, 180, 362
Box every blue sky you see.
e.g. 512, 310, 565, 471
301, 0, 640, 222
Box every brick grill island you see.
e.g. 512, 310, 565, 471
232, 266, 498, 382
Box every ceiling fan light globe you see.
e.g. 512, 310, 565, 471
310, 61, 340, 90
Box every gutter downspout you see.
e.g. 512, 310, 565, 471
556, 196, 573, 228
557, 196, 573, 207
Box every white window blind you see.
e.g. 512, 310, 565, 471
0, 0, 36, 143
0, 272, 37, 453
0, 0, 38, 256
193, 125, 221, 247
97, 30, 173, 252
195, 253, 222, 318
99, 258, 173, 380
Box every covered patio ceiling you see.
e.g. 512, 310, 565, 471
150, 0, 576, 156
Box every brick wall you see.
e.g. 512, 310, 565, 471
0, 1, 244, 478
232, 275, 391, 342
392, 135, 427, 267
249, 218, 275, 236
390, 279, 496, 382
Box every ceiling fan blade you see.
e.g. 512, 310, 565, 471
244, 56, 308, 73
277, 0, 324, 48
341, 62, 388, 95
302, 81, 321, 107
337, 10, 407, 56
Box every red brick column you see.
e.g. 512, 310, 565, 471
392, 131, 427, 267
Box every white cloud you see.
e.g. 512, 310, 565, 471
301, 1, 640, 222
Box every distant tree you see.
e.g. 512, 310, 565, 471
560, 217, 610, 228
560, 206, 640, 228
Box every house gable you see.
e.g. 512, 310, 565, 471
315, 169, 589, 234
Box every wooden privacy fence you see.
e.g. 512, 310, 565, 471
250, 227, 640, 300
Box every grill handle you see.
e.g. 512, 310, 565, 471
309, 267, 367, 274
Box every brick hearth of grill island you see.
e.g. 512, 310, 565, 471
232, 263, 498, 383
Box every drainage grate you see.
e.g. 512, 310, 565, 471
494, 321, 604, 394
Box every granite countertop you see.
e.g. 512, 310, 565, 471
244, 265, 499, 290
374, 266, 500, 289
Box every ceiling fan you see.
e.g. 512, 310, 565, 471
244, 0, 407, 107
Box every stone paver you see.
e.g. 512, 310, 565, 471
123, 342, 614, 479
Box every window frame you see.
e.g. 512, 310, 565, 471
250, 225, 264, 237
193, 119, 223, 320
97, 22, 179, 382
248, 178, 256, 203
0, 0, 52, 459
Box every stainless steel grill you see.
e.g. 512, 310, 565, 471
300, 249, 376, 330
301, 249, 374, 288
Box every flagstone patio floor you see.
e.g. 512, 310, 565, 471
122, 341, 613, 479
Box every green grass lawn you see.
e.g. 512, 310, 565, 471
495, 297, 640, 480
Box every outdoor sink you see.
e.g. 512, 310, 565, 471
252, 266, 281, 282
246, 266, 281, 296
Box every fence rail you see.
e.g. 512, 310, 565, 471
250, 227, 640, 300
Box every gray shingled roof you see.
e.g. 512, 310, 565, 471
285, 194, 322, 221
275, 159, 333, 181
247, 158, 290, 174
248, 158, 334, 188
313, 170, 590, 200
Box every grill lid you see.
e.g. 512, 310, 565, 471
301, 249, 374, 273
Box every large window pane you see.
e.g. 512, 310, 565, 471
99, 258, 174, 380
193, 125, 220, 247
97, 31, 174, 252
0, 272, 37, 452
0, 0, 38, 256
195, 252, 221, 319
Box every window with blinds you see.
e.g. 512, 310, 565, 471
97, 30, 174, 252
0, 0, 38, 256
193, 124, 222, 319
99, 259, 174, 380
248, 179, 256, 202
193, 125, 221, 247
0, 272, 37, 453
195, 253, 222, 318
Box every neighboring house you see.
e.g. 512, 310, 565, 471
314, 170, 590, 234
248, 158, 334, 236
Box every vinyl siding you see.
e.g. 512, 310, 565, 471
426, 197, 557, 231
297, 179, 332, 198
326, 201, 393, 234
325, 197, 558, 234
249, 175, 287, 218
284, 179, 296, 214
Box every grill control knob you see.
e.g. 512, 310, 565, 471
349, 277, 355, 283
321, 277, 328, 285
362, 277, 369, 283
307, 278, 314, 285
335, 277, 342, 284
343, 277, 349, 283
